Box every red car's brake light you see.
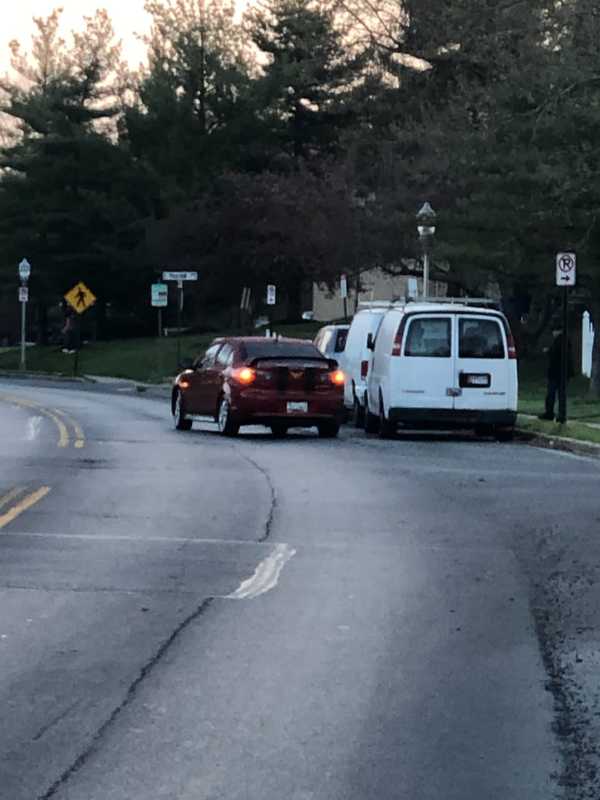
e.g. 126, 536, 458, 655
329, 369, 345, 386
360, 360, 369, 379
232, 367, 256, 385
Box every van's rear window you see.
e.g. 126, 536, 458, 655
459, 319, 505, 359
242, 341, 324, 360
405, 318, 451, 358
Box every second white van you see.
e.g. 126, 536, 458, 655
343, 306, 387, 426
365, 302, 518, 438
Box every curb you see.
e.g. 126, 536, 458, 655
516, 428, 600, 459
0, 370, 92, 384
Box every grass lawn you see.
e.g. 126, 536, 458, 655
0, 322, 323, 384
517, 415, 600, 445
518, 358, 600, 423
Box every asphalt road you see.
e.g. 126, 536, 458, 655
1, 380, 599, 800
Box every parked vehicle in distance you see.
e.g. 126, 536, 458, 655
172, 337, 345, 438
365, 301, 518, 439
342, 306, 387, 427
313, 324, 349, 362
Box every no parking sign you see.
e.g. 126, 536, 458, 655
556, 252, 576, 286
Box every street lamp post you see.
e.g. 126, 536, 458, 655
416, 202, 437, 298
18, 258, 31, 371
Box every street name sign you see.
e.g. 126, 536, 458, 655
65, 281, 96, 314
162, 271, 198, 282
556, 252, 576, 287
152, 283, 168, 307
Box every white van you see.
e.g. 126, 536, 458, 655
343, 305, 387, 426
365, 302, 518, 438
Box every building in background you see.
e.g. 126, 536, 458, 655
312, 267, 447, 322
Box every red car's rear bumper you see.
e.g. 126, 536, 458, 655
230, 388, 344, 426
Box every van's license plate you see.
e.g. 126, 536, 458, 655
287, 401, 308, 414
464, 374, 490, 387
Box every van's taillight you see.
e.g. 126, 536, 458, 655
360, 360, 369, 379
232, 367, 256, 385
391, 327, 403, 356
329, 369, 345, 386
507, 331, 517, 359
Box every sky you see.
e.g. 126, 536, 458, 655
2, 2, 153, 73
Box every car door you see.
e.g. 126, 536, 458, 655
399, 315, 455, 410
453, 314, 510, 411
185, 344, 221, 414
207, 344, 234, 414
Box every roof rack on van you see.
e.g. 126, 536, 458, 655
357, 300, 407, 309
409, 296, 501, 308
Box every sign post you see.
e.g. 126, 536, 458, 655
151, 283, 168, 338
162, 271, 198, 367
340, 273, 348, 321
266, 285, 276, 337
556, 252, 576, 424
64, 281, 96, 376
19, 258, 31, 370
18, 259, 31, 371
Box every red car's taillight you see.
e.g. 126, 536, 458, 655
329, 369, 345, 386
360, 360, 369, 379
232, 367, 256, 385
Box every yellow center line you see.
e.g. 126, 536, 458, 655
0, 394, 70, 448
0, 486, 51, 531
53, 409, 85, 449
0, 487, 25, 512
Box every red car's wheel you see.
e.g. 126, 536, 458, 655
173, 391, 192, 431
217, 397, 240, 437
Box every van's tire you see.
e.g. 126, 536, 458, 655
378, 395, 395, 439
364, 399, 379, 434
318, 421, 340, 438
495, 426, 515, 442
270, 422, 288, 438
217, 397, 240, 437
173, 391, 192, 431
352, 397, 365, 428
475, 424, 494, 439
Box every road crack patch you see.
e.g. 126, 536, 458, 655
236, 453, 277, 543
37, 597, 214, 800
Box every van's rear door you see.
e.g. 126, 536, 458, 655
453, 314, 510, 411
399, 315, 454, 409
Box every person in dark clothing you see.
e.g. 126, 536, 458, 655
540, 327, 574, 420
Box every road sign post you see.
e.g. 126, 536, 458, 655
64, 281, 96, 376
556, 253, 576, 424
162, 272, 198, 367
151, 283, 168, 338
18, 259, 31, 371
340, 273, 348, 321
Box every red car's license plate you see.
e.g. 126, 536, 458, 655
287, 401, 308, 413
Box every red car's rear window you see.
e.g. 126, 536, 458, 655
241, 340, 324, 360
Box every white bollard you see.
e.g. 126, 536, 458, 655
582, 311, 594, 378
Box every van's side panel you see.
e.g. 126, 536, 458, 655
368, 310, 402, 414
344, 311, 385, 410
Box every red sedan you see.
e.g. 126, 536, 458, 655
172, 337, 345, 438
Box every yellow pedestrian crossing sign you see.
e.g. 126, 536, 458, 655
65, 282, 96, 314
